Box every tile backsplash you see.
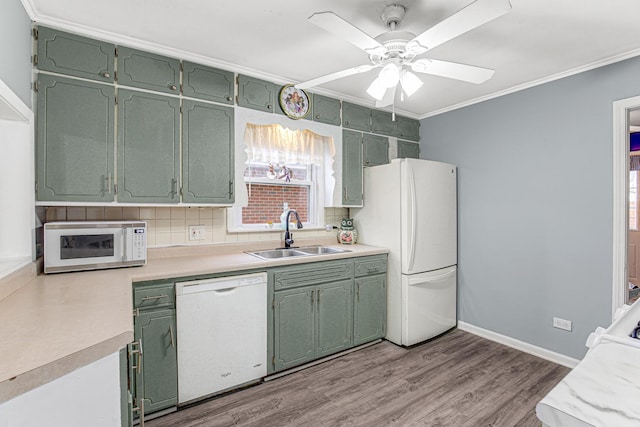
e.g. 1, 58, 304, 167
44, 207, 349, 247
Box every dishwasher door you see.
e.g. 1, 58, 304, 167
175, 272, 267, 404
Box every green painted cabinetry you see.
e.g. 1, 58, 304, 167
315, 280, 353, 357
398, 140, 420, 159
354, 274, 386, 345
342, 130, 363, 206
37, 27, 115, 83
363, 133, 389, 167
371, 110, 396, 137
117, 47, 181, 95
36, 74, 115, 202
237, 75, 275, 112
182, 100, 235, 204
312, 94, 341, 125
396, 116, 420, 141
182, 62, 234, 104
342, 102, 371, 132
117, 89, 180, 203
273, 286, 315, 371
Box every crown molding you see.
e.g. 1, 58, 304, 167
19, 0, 37, 20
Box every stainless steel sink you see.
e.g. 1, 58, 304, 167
297, 246, 351, 255
247, 246, 350, 260
248, 249, 309, 259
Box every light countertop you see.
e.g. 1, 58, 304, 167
0, 240, 387, 403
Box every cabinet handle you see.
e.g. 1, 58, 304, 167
169, 325, 175, 348
140, 294, 169, 302
107, 173, 112, 195
101, 71, 111, 78
315, 114, 320, 119
226, 96, 233, 102
168, 84, 178, 91
130, 339, 143, 374
267, 104, 272, 110
344, 120, 350, 125
311, 289, 314, 304
356, 283, 360, 302
343, 186, 348, 201
229, 180, 234, 196
171, 178, 178, 196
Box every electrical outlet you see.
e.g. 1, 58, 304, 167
553, 317, 572, 332
188, 225, 206, 241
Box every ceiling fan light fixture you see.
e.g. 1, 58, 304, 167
411, 59, 431, 73
400, 70, 423, 97
366, 77, 387, 100
379, 63, 400, 88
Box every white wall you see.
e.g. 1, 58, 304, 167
0, 0, 31, 108
0, 352, 122, 427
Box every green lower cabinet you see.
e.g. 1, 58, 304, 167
315, 280, 353, 357
274, 287, 315, 371
354, 275, 387, 346
133, 308, 178, 416
36, 74, 115, 202
117, 89, 180, 203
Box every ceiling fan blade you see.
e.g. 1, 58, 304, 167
309, 12, 384, 53
296, 64, 376, 89
412, 59, 495, 84
375, 86, 396, 108
411, 0, 511, 51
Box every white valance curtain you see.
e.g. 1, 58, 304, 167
244, 123, 335, 165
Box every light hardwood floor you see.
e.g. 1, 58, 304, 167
148, 329, 569, 426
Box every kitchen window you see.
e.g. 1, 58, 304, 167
229, 123, 334, 231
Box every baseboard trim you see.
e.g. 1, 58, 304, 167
458, 321, 579, 369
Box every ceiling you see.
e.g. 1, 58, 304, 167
25, 0, 640, 118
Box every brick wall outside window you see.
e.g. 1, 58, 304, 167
242, 184, 309, 224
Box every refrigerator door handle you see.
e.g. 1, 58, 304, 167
408, 161, 417, 272
407, 268, 457, 285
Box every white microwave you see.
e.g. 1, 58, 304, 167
44, 221, 147, 274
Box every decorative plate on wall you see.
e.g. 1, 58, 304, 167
279, 85, 310, 119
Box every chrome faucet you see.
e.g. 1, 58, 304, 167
283, 209, 303, 249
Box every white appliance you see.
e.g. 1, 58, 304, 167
175, 272, 267, 404
44, 221, 147, 273
353, 158, 457, 346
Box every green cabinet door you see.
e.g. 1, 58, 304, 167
363, 133, 389, 167
134, 308, 177, 415
182, 100, 235, 204
354, 275, 387, 345
371, 110, 397, 137
312, 94, 341, 125
36, 74, 115, 202
117, 47, 181, 95
182, 62, 234, 104
398, 140, 420, 159
117, 89, 180, 203
37, 26, 115, 83
342, 130, 363, 206
274, 287, 315, 371
396, 116, 420, 141
237, 75, 275, 112
315, 280, 353, 357
342, 102, 371, 132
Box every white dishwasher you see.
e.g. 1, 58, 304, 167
175, 272, 267, 405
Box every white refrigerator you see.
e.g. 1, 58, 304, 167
352, 158, 457, 346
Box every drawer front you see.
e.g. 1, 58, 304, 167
354, 255, 387, 277
133, 282, 175, 310
273, 260, 353, 290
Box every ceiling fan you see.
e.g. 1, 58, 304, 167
295, 0, 512, 108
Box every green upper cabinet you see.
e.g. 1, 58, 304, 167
363, 133, 389, 167
354, 274, 386, 346
182, 62, 234, 104
37, 27, 115, 83
312, 94, 341, 126
117, 47, 181, 95
342, 130, 363, 206
398, 140, 420, 159
237, 75, 275, 112
182, 100, 235, 204
36, 74, 115, 202
371, 110, 397, 137
117, 89, 180, 203
396, 116, 420, 141
315, 280, 353, 357
342, 102, 371, 132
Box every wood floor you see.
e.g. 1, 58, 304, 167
148, 329, 569, 427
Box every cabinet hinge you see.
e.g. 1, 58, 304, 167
235, 95, 239, 104
114, 184, 118, 195
114, 70, 118, 82
180, 83, 183, 93
180, 62, 184, 73
180, 106, 183, 114
115, 95, 118, 105
114, 47, 118, 57
272, 296, 275, 309
132, 308, 139, 317
32, 54, 38, 66
32, 28, 38, 39
236, 75, 240, 85
271, 356, 275, 367
32, 81, 38, 92
179, 187, 183, 197
35, 181, 38, 193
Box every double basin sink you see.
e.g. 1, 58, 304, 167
248, 246, 351, 260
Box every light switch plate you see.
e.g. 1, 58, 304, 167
553, 317, 572, 331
